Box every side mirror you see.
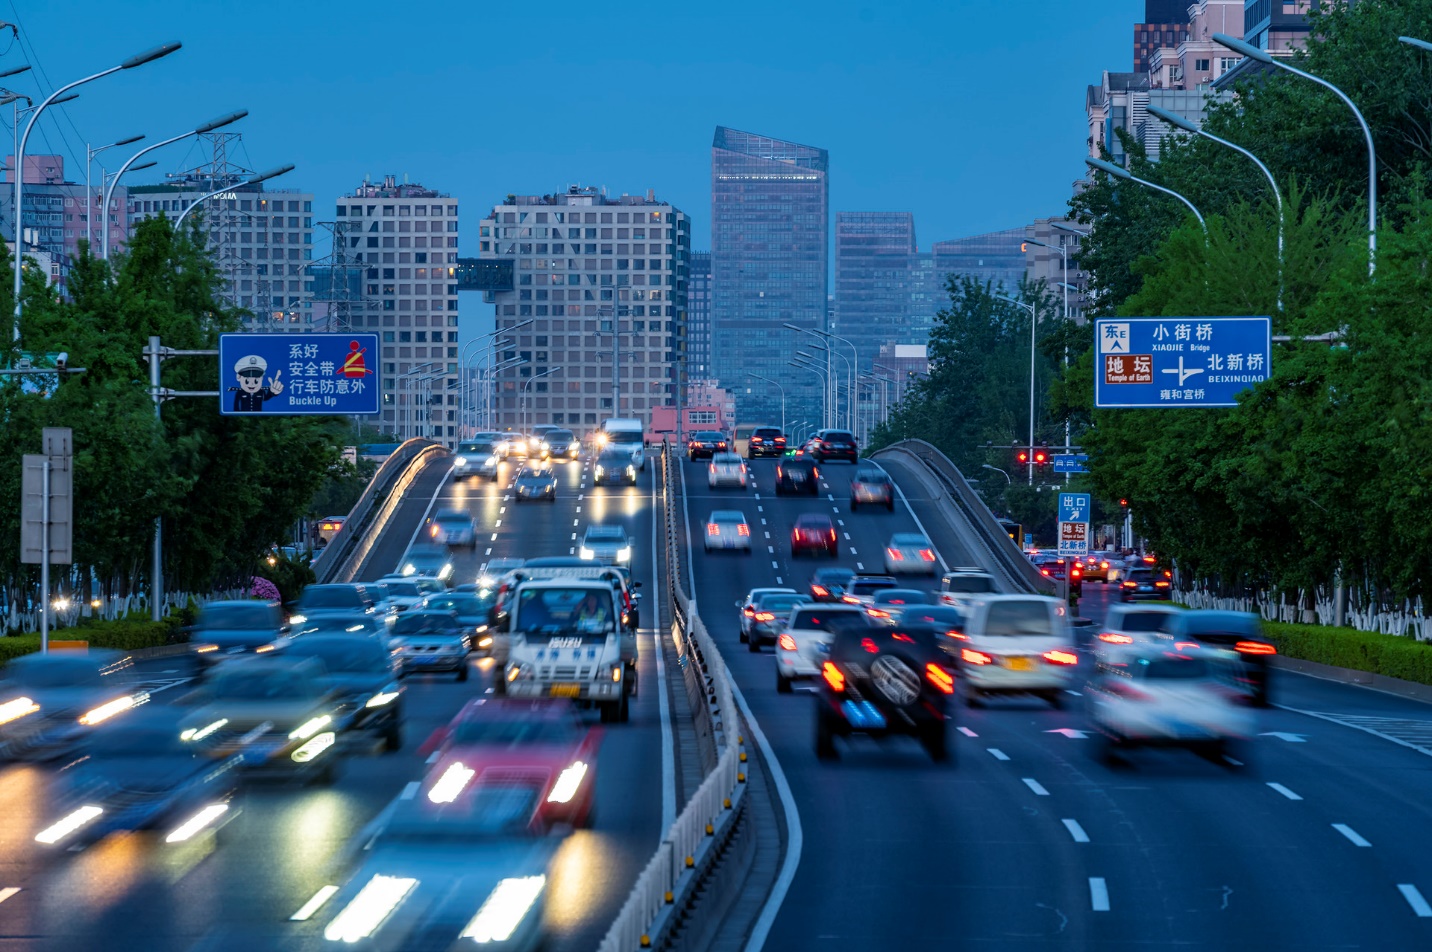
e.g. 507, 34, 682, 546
633, 580, 642, 588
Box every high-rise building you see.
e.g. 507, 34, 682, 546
711, 126, 829, 425
835, 212, 917, 372
331, 175, 461, 444
1, 154, 126, 294
687, 251, 712, 381
1147, 1, 1245, 91
476, 185, 690, 438
1086, 70, 1151, 164
931, 229, 1029, 295
1134, 0, 1192, 73
1023, 219, 1090, 324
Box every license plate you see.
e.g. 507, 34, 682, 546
549, 683, 581, 697
1005, 656, 1034, 671
1139, 585, 1152, 592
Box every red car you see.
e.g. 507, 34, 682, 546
419, 699, 602, 827
791, 514, 839, 558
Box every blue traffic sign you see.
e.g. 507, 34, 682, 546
1094, 317, 1271, 408
1058, 493, 1091, 524
1051, 454, 1088, 474
219, 334, 380, 416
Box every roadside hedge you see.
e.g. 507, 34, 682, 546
0, 610, 192, 667
1263, 621, 1432, 687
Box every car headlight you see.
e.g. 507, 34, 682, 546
616, 547, 631, 563
540, 441, 549, 451
626, 465, 635, 476
461, 875, 546, 943
288, 613, 307, 625
477, 636, 493, 649
365, 682, 401, 707
506, 662, 532, 681
579, 547, 594, 560
289, 715, 332, 741
440, 564, 454, 580
594, 465, 604, 477
402, 564, 416, 576
454, 456, 468, 466
35, 805, 104, 845
547, 761, 589, 803
0, 697, 40, 725
569, 446, 578, 456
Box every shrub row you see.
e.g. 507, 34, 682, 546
0, 612, 190, 667
1263, 621, 1432, 687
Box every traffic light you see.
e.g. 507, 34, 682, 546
1120, 498, 1129, 508
1015, 447, 1030, 466
1033, 446, 1049, 467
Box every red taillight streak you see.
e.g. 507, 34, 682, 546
822, 662, 845, 691
754, 612, 775, 622
946, 629, 969, 641
1043, 650, 1079, 665
861, 638, 879, 654
778, 634, 797, 651
887, 548, 904, 561
812, 585, 829, 597
841, 595, 860, 604
743, 607, 755, 617
1174, 641, 1199, 650
707, 523, 719, 535
1236, 641, 1277, 656
866, 609, 890, 619
1121, 580, 1137, 588
1098, 633, 1134, 644
738, 524, 750, 536
919, 549, 936, 562
961, 648, 992, 665
892, 633, 914, 643
926, 663, 955, 694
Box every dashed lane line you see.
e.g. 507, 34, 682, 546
1267, 782, 1303, 801
1023, 778, 1050, 796
0, 888, 19, 905
1333, 824, 1371, 847
1089, 878, 1110, 912
958, 727, 978, 738
1398, 884, 1432, 917
987, 748, 1009, 761
1063, 819, 1090, 843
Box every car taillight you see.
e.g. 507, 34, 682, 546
887, 548, 904, 561
751, 436, 763, 443
1155, 581, 1169, 587
841, 595, 860, 604
743, 606, 755, 617
1042, 569, 1052, 576
822, 661, 845, 692
1043, 650, 1078, 666
738, 524, 750, 536
778, 634, 797, 651
946, 629, 968, 641
707, 523, 719, 535
828, 529, 837, 541
1121, 580, 1137, 588
926, 663, 955, 694
1071, 566, 1082, 578
1098, 633, 1134, 644
1174, 641, 1200, 651
718, 441, 727, 449
812, 585, 829, 597
961, 648, 992, 665
919, 549, 936, 562
866, 608, 890, 619
861, 638, 879, 654
1101, 562, 1109, 569
754, 612, 775, 622
1109, 681, 1153, 701
1235, 641, 1277, 656
774, 437, 786, 445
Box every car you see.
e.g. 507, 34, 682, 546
541, 428, 580, 461
477, 558, 526, 587
592, 448, 639, 486
179, 656, 346, 783
814, 618, 956, 762
808, 567, 856, 603
419, 590, 498, 655
0, 650, 145, 761
843, 574, 900, 606
375, 574, 448, 611
1120, 566, 1172, 601
809, 428, 859, 464
470, 430, 511, 459
429, 508, 478, 547
955, 595, 1079, 708
1165, 610, 1277, 707
791, 513, 839, 559
400, 544, 455, 582
865, 588, 934, 624
937, 567, 998, 611
687, 431, 729, 460
705, 510, 752, 553
598, 418, 648, 471
504, 432, 534, 458
746, 426, 787, 459
775, 603, 871, 694
453, 438, 502, 482
314, 772, 556, 951
707, 451, 749, 489
418, 698, 603, 828
287, 583, 381, 626
739, 587, 797, 643
1095, 604, 1184, 648
884, 532, 939, 576
514, 465, 558, 502
389, 610, 473, 681
189, 600, 287, 672
774, 457, 820, 495
746, 591, 808, 652
1086, 642, 1254, 762
896, 604, 968, 651
1034, 556, 1084, 596
287, 613, 393, 650
32, 706, 242, 849
276, 634, 404, 752
579, 525, 631, 565
1081, 554, 1114, 583
849, 467, 894, 510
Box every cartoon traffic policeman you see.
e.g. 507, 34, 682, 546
228, 354, 284, 412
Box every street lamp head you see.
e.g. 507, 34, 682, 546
112, 133, 145, 147
1399, 36, 1432, 54
1146, 104, 1199, 134
1051, 222, 1089, 237
129, 160, 157, 173
1086, 157, 1132, 181
0, 65, 30, 79
195, 109, 248, 134
245, 163, 294, 187
1022, 238, 1051, 251
121, 41, 182, 70
1212, 32, 1270, 64
46, 92, 79, 107
0, 93, 22, 107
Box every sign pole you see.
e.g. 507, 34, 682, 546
149, 336, 164, 622
40, 457, 49, 653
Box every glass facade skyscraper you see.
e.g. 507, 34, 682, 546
711, 126, 829, 426
687, 251, 712, 380
834, 212, 917, 373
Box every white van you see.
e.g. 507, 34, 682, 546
954, 594, 1078, 708
599, 418, 646, 471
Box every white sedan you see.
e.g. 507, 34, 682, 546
707, 452, 748, 490
884, 533, 939, 576
704, 510, 752, 553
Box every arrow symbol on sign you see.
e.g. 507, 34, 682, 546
1258, 732, 1307, 743
1045, 728, 1089, 739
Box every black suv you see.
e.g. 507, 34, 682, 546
686, 431, 728, 460
774, 458, 819, 495
810, 429, 858, 463
747, 427, 786, 459
814, 621, 956, 763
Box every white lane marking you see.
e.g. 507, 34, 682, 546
490, 533, 498, 542
843, 533, 851, 540
771, 561, 779, 569
1259, 731, 1307, 742
831, 507, 839, 514
856, 562, 864, 571
760, 518, 767, 525
870, 459, 950, 574
1063, 819, 1090, 843
987, 748, 1009, 761
0, 887, 19, 905
757, 506, 764, 512
1267, 782, 1302, 801
571, 533, 577, 540
499, 506, 506, 514
1333, 823, 1371, 847
837, 519, 845, 526
764, 532, 771, 539
289, 884, 339, 921
775, 577, 783, 585
485, 547, 492, 556
768, 546, 775, 554
570, 546, 575, 554
653, 467, 676, 834
399, 781, 420, 800
958, 726, 978, 738
576, 505, 581, 512
494, 519, 501, 527
399, 464, 454, 569
848, 547, 858, 555
827, 493, 835, 501
573, 519, 580, 527
1398, 884, 1432, 917
1224, 756, 1244, 766
1023, 778, 1050, 796
1089, 877, 1110, 911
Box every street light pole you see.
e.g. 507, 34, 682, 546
1086, 157, 1207, 235
177, 164, 294, 228
981, 463, 1012, 485
1024, 236, 1073, 478
747, 372, 785, 433
786, 322, 858, 432
487, 356, 527, 431
598, 301, 627, 418
788, 359, 827, 427
994, 294, 1038, 485
521, 366, 562, 433
86, 133, 144, 250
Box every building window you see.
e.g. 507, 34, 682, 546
1194, 58, 1210, 71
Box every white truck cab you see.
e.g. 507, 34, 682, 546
599, 418, 646, 471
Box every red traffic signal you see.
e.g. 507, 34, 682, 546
1119, 498, 1129, 507
1033, 448, 1049, 465
1016, 448, 1030, 465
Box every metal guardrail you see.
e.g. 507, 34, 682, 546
876, 439, 1055, 596
598, 443, 746, 952
314, 439, 448, 584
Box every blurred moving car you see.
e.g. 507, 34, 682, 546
33, 706, 242, 849
453, 438, 502, 482
288, 583, 381, 626
429, 509, 477, 547
865, 588, 933, 624
739, 587, 796, 643
514, 466, 558, 503
180, 656, 346, 783
476, 559, 526, 588
1120, 566, 1172, 602
814, 619, 955, 762
505, 432, 534, 459
745, 591, 808, 652
0, 650, 144, 761
190, 600, 287, 672
579, 525, 631, 565
808, 428, 858, 464
896, 604, 968, 653
843, 575, 900, 607
1086, 643, 1254, 761
419, 698, 602, 828
746, 426, 786, 459
419, 590, 497, 656
278, 634, 404, 752
1096, 604, 1183, 647
400, 544, 455, 582
389, 610, 472, 682
288, 614, 392, 650
791, 513, 839, 559
849, 468, 894, 510
1167, 610, 1276, 707
705, 510, 752, 553
774, 457, 819, 496
884, 532, 939, 576
540, 428, 579, 461
775, 603, 870, 694
373, 576, 446, 613
808, 567, 856, 603
592, 448, 639, 487
956, 595, 1078, 708
937, 568, 998, 611
708, 452, 749, 490
687, 431, 729, 460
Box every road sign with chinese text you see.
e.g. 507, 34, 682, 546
1058, 493, 1091, 524
1058, 521, 1089, 557
1094, 317, 1271, 408
218, 334, 380, 415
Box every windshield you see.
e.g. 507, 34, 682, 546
791, 610, 869, 634
384, 782, 540, 840
93, 726, 191, 758
983, 601, 1055, 637
816, 569, 855, 585
757, 595, 805, 614
198, 604, 278, 629
458, 442, 494, 454
435, 513, 470, 525
211, 667, 319, 701
384, 581, 421, 597
945, 576, 995, 594
875, 590, 931, 606
1119, 611, 1179, 633
586, 527, 626, 542
414, 578, 446, 594
547, 430, 574, 441
1128, 568, 1155, 582
453, 717, 581, 746
754, 429, 782, 439
295, 618, 378, 636
285, 639, 389, 673
891, 534, 928, 546
825, 431, 855, 442
605, 430, 642, 445
393, 613, 460, 636
298, 587, 362, 609
598, 452, 632, 465
855, 472, 889, 484
516, 586, 614, 634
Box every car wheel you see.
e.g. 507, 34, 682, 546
1047, 691, 1066, 711
617, 689, 630, 723
886, 500, 895, 511
739, 628, 748, 644
382, 720, 403, 752
748, 636, 762, 653
815, 706, 839, 761
776, 670, 793, 693
921, 719, 950, 763
311, 757, 339, 786
850, 499, 859, 511
964, 687, 984, 709
456, 663, 470, 683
